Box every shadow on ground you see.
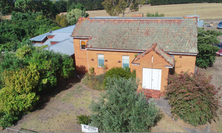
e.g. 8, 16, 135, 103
35, 74, 82, 110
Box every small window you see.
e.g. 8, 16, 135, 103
98, 54, 104, 67
170, 55, 174, 58
80, 40, 86, 49
122, 55, 129, 68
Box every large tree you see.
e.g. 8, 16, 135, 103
15, 0, 59, 19
102, 0, 139, 17
196, 28, 222, 68
66, 9, 89, 25
0, 0, 15, 15
55, 0, 68, 12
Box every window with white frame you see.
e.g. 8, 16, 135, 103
80, 40, 86, 49
122, 55, 129, 68
98, 54, 104, 67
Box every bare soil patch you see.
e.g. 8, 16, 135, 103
5, 77, 102, 132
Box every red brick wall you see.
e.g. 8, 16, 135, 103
51, 42, 58, 45
139, 89, 161, 99
132, 51, 170, 93
86, 50, 170, 93
132, 13, 144, 17
87, 50, 137, 75
174, 55, 196, 74
73, 39, 88, 73
48, 35, 55, 39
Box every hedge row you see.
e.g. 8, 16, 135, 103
150, 0, 221, 5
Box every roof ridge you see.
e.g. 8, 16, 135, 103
90, 17, 184, 20
132, 43, 174, 66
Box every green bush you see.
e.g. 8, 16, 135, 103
90, 77, 161, 132
196, 28, 222, 68
82, 74, 105, 90
0, 67, 39, 128
103, 67, 136, 87
146, 12, 164, 17
0, 68, 40, 114
196, 43, 219, 68
76, 115, 91, 125
0, 112, 21, 128
0, 45, 75, 128
165, 72, 221, 126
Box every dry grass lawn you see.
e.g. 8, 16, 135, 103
87, 3, 222, 19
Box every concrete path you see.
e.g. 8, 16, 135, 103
148, 98, 172, 117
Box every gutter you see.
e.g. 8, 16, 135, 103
85, 48, 144, 53
86, 47, 198, 55
71, 36, 91, 39
166, 51, 198, 56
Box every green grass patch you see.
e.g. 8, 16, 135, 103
82, 74, 105, 91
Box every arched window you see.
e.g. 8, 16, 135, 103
80, 40, 86, 49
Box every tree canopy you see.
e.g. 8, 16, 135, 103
55, 0, 68, 12
102, 0, 139, 17
149, 0, 221, 5
0, 0, 15, 15
0, 45, 75, 128
196, 28, 222, 68
67, 0, 105, 10
0, 12, 58, 52
66, 9, 89, 25
15, 0, 59, 19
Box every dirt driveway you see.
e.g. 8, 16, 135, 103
5, 78, 102, 132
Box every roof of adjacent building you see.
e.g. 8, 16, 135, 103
72, 17, 198, 53
31, 25, 75, 55
132, 43, 174, 66
30, 25, 75, 42
45, 37, 74, 56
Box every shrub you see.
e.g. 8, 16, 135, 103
103, 67, 136, 87
90, 77, 161, 132
0, 112, 22, 128
0, 68, 40, 114
0, 45, 75, 91
76, 115, 91, 125
0, 52, 29, 89
146, 12, 164, 17
165, 72, 221, 126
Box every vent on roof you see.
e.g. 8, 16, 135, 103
49, 30, 52, 33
